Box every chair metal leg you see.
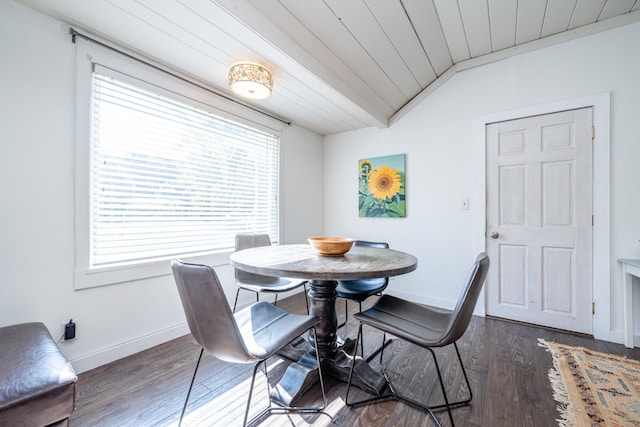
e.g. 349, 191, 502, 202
345, 328, 442, 425
345, 325, 473, 427
232, 288, 241, 313
426, 343, 473, 410
357, 302, 364, 357
232, 289, 260, 313
365, 332, 393, 363
243, 360, 270, 427
310, 327, 328, 410
427, 347, 455, 427
338, 300, 381, 358
359, 293, 388, 361
379, 332, 387, 363
179, 347, 204, 427
455, 342, 473, 405
336, 299, 349, 330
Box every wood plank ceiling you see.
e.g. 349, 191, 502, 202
18, 0, 640, 135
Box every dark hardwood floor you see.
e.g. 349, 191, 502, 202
70, 293, 640, 426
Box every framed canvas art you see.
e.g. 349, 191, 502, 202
358, 154, 406, 218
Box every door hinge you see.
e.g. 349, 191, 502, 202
591, 126, 595, 140
592, 302, 595, 315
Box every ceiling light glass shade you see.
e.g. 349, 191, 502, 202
228, 62, 273, 99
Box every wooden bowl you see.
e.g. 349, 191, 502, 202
307, 237, 354, 256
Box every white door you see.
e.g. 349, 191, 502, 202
486, 108, 593, 334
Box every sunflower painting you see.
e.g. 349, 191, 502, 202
359, 154, 406, 218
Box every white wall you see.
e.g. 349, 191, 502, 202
324, 21, 640, 343
281, 125, 325, 243
0, 1, 324, 372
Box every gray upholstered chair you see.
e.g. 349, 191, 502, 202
345, 253, 490, 427
171, 259, 327, 427
336, 240, 389, 357
233, 233, 308, 313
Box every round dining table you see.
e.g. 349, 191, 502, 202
230, 243, 418, 405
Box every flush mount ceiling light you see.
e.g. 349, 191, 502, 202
228, 62, 273, 100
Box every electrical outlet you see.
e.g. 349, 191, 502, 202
60, 319, 77, 341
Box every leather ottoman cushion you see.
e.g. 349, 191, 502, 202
0, 322, 77, 426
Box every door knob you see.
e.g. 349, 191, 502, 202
490, 232, 499, 239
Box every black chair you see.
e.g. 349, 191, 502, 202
171, 259, 327, 427
233, 233, 308, 313
345, 253, 490, 427
336, 240, 389, 356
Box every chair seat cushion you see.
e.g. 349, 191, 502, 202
336, 279, 387, 302
354, 295, 453, 348
236, 277, 306, 293
234, 302, 319, 359
0, 322, 77, 426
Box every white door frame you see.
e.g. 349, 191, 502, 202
472, 92, 612, 342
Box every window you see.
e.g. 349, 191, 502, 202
74, 39, 282, 288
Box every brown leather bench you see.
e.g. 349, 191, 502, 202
0, 322, 77, 426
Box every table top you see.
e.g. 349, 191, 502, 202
230, 244, 418, 281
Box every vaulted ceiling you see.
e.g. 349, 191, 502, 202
18, 0, 640, 135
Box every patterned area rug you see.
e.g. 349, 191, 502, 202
539, 339, 640, 426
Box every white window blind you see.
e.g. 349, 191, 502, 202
90, 71, 279, 268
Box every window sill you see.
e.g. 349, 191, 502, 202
74, 250, 232, 290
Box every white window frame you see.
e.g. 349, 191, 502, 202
74, 38, 284, 289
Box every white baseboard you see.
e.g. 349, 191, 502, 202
70, 323, 190, 374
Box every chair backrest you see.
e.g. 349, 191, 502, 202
234, 233, 278, 285
235, 233, 272, 251
354, 240, 390, 287
442, 253, 490, 344
171, 259, 254, 363
354, 240, 389, 250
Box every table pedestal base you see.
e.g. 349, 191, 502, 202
271, 344, 386, 406
271, 352, 323, 405
270, 279, 388, 406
